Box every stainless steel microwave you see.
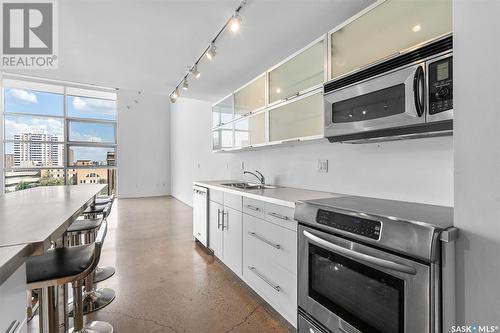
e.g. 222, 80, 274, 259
324, 35, 453, 143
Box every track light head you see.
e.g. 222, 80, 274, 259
229, 13, 242, 32
206, 43, 216, 60
170, 88, 179, 103
190, 64, 201, 79
182, 78, 189, 90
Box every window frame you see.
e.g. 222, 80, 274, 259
1, 76, 117, 192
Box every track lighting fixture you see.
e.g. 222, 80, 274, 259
190, 65, 201, 79
206, 43, 216, 61
169, 0, 248, 103
229, 13, 242, 32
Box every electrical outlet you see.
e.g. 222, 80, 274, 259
318, 159, 328, 173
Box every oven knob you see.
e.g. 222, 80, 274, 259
435, 87, 449, 99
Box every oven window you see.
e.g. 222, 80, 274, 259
309, 243, 404, 333
332, 84, 405, 123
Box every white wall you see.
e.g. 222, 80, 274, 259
170, 97, 453, 207
0, 72, 3, 195
117, 89, 171, 198
170, 98, 231, 205
453, 0, 500, 324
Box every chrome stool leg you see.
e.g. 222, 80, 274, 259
93, 266, 115, 283
69, 280, 113, 333
68, 229, 115, 316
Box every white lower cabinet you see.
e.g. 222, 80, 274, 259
207, 188, 297, 327
209, 200, 224, 258
243, 212, 297, 327
221, 206, 243, 276
208, 191, 243, 277
0, 264, 27, 333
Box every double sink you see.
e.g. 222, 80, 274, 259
221, 182, 279, 191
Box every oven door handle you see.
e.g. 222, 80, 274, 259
303, 230, 417, 275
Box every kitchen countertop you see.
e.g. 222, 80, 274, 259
193, 180, 341, 208
0, 185, 105, 284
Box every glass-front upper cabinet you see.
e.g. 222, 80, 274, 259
212, 94, 234, 128
234, 112, 266, 148
268, 38, 325, 105
330, 0, 452, 79
234, 74, 266, 119
269, 91, 323, 142
212, 123, 234, 151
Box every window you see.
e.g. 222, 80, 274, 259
2, 77, 117, 194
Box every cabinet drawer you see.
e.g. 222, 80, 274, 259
223, 192, 242, 211
243, 214, 297, 275
243, 257, 297, 327
264, 203, 296, 232
209, 189, 223, 205
242, 197, 265, 219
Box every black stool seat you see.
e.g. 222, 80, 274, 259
26, 245, 94, 284
95, 194, 115, 205
83, 203, 107, 214
67, 217, 103, 233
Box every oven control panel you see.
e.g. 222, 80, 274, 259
428, 55, 453, 115
316, 209, 381, 240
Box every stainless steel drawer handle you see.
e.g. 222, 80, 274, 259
245, 204, 261, 212
6, 320, 20, 333
217, 209, 222, 230
267, 212, 289, 220
248, 266, 281, 292
248, 232, 281, 249
302, 230, 417, 275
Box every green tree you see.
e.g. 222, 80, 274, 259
38, 177, 64, 186
15, 181, 32, 191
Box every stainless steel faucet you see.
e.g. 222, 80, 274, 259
243, 170, 265, 185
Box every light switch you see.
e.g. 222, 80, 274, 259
318, 159, 328, 173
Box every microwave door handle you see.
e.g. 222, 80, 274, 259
303, 230, 417, 275
413, 66, 425, 117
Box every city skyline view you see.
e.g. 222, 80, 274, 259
4, 87, 117, 163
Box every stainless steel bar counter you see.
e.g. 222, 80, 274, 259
0, 184, 105, 283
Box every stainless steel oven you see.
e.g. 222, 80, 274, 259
324, 35, 453, 143
295, 196, 457, 333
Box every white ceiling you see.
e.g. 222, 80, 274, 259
9, 0, 373, 101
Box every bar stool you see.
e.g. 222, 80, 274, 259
27, 222, 113, 333
94, 194, 115, 206
81, 200, 116, 283
65, 208, 116, 316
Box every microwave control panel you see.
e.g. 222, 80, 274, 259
428, 56, 453, 115
316, 209, 381, 240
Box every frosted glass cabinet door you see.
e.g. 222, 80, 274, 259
212, 123, 234, 151
269, 91, 324, 142
269, 39, 325, 104
212, 94, 234, 128
330, 0, 452, 78
234, 112, 266, 148
234, 74, 266, 118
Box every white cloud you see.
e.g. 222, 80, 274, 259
70, 131, 103, 142
9, 89, 38, 104
5, 117, 63, 140
72, 97, 116, 115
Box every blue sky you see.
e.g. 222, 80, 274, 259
4, 88, 116, 161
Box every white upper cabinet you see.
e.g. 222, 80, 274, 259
268, 38, 325, 105
330, 0, 452, 79
234, 74, 266, 119
212, 122, 233, 151
234, 112, 266, 148
212, 94, 234, 128
269, 91, 323, 142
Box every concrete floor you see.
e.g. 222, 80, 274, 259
84, 196, 295, 333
